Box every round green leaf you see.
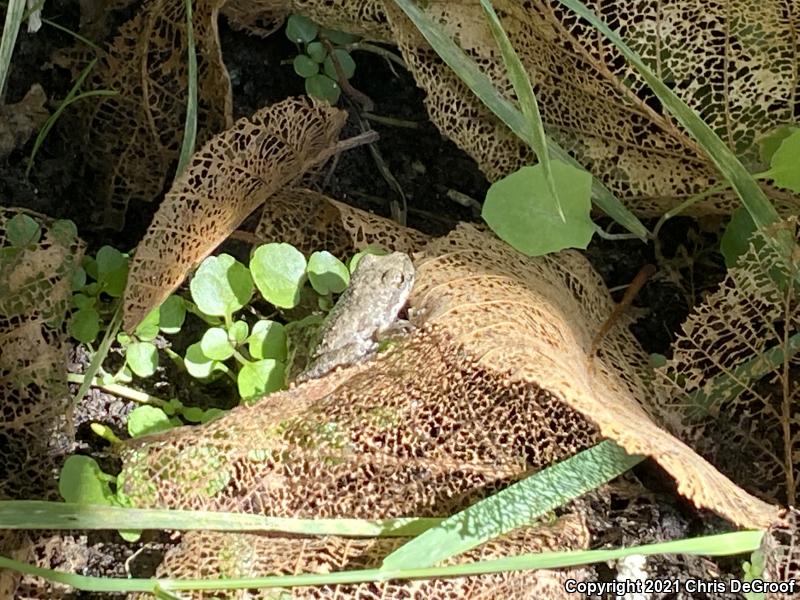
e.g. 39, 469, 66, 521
159, 295, 186, 334
768, 129, 800, 193
229, 320, 249, 344
250, 243, 307, 309
116, 332, 133, 346
6, 213, 41, 248
71, 267, 87, 291
69, 307, 100, 343
293, 54, 319, 78
307, 251, 350, 295
190, 254, 253, 319
306, 41, 327, 62
481, 161, 594, 256
59, 455, 114, 505
285, 14, 318, 43
134, 308, 160, 341
321, 27, 358, 45
126, 342, 159, 378
248, 320, 287, 360
184, 342, 217, 379
127, 405, 174, 438
200, 327, 235, 361
72, 293, 94, 310
305, 74, 340, 104
237, 359, 286, 403
82, 255, 98, 280
323, 49, 356, 80
51, 219, 78, 246
183, 406, 225, 424
96, 246, 129, 297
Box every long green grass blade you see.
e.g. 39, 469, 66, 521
0, 530, 763, 593
176, 0, 198, 174
479, 0, 564, 222
382, 441, 643, 569
553, 0, 779, 233
0, 501, 439, 537
392, 0, 648, 241
0, 0, 25, 97
26, 58, 117, 176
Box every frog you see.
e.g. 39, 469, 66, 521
296, 251, 415, 382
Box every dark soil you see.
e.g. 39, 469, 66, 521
1, 2, 739, 598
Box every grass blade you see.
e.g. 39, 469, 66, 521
0, 501, 439, 537
479, 0, 564, 222
0, 530, 763, 593
381, 441, 643, 570
176, 0, 198, 175
392, 0, 648, 241
0, 0, 25, 97
26, 58, 117, 176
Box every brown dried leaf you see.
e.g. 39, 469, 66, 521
658, 219, 800, 505
120, 218, 774, 530
0, 208, 83, 500
131, 513, 591, 599
255, 187, 430, 256
74, 0, 233, 227
122, 96, 347, 330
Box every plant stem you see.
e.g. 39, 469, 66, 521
346, 42, 406, 67
651, 181, 729, 240
67, 373, 169, 408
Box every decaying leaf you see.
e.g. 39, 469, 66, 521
761, 507, 800, 597
255, 187, 431, 256
68, 0, 233, 227
122, 96, 347, 330
0, 209, 82, 500
0, 85, 48, 159
658, 219, 800, 506
71, 0, 798, 222
131, 513, 592, 599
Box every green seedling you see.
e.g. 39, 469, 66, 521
68, 245, 129, 344
286, 14, 358, 104
57, 455, 140, 542
180, 242, 351, 403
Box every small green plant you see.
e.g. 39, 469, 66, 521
285, 14, 359, 104
68, 245, 130, 344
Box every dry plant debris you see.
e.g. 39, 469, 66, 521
658, 219, 800, 506
122, 96, 347, 330
71, 0, 799, 221
0, 208, 82, 500
0, 84, 49, 159
131, 513, 592, 599
63, 0, 233, 227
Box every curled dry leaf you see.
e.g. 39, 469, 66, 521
122, 96, 347, 331
130, 513, 592, 599
658, 219, 800, 506
119, 215, 775, 552
255, 187, 431, 256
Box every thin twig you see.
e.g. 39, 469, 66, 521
362, 112, 421, 129
321, 38, 374, 112
590, 264, 657, 360
346, 42, 406, 68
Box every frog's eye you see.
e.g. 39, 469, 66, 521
382, 268, 407, 288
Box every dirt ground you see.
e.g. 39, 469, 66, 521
1, 3, 742, 598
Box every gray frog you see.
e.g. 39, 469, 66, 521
297, 252, 415, 382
